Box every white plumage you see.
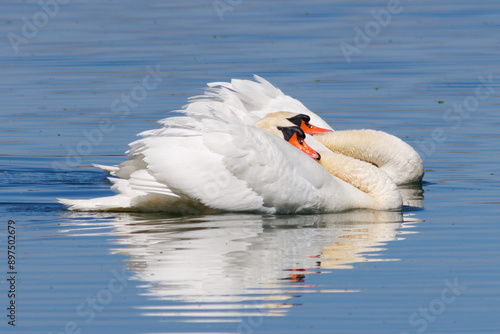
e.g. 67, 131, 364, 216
59, 75, 423, 214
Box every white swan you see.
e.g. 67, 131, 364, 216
253, 111, 424, 185
59, 76, 423, 214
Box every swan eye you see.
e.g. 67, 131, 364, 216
298, 138, 304, 145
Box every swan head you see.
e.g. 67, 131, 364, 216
254, 112, 324, 160
258, 112, 332, 135
278, 126, 321, 160
284, 113, 332, 135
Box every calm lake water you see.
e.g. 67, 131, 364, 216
1, 0, 499, 333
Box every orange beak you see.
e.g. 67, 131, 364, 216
300, 121, 332, 135
288, 133, 321, 160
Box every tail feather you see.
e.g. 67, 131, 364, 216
58, 193, 217, 214
58, 195, 132, 211
92, 163, 119, 175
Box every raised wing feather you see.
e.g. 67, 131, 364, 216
59, 76, 336, 213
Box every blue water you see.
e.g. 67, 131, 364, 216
1, 0, 499, 333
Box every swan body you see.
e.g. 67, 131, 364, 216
59, 76, 423, 214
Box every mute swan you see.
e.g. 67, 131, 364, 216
59, 76, 423, 214
251, 110, 423, 185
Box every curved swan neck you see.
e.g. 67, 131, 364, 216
318, 149, 402, 210
314, 130, 424, 185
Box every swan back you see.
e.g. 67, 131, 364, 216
206, 75, 333, 131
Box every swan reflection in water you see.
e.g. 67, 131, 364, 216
62, 186, 423, 322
